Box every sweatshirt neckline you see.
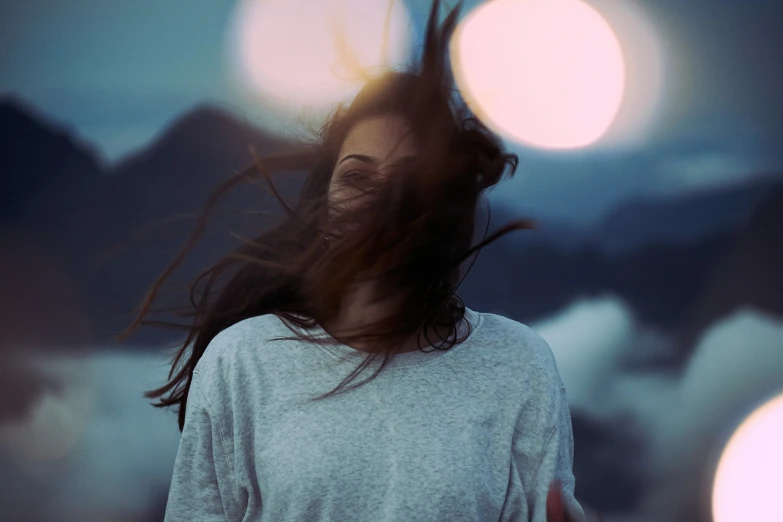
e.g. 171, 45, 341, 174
285, 307, 483, 370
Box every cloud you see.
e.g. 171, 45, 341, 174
532, 296, 783, 521
0, 351, 180, 522
532, 296, 639, 413
0, 355, 64, 425
657, 151, 760, 192
531, 295, 676, 418
637, 308, 783, 521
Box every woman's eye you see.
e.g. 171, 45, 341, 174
343, 170, 366, 179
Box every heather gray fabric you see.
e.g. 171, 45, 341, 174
164, 307, 586, 521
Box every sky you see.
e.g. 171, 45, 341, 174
2, 0, 782, 223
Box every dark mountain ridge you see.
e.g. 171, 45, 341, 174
1, 98, 781, 358
0, 96, 103, 220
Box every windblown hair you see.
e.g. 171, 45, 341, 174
119, 0, 531, 431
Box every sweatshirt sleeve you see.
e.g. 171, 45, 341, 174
500, 380, 587, 522
164, 370, 239, 522
527, 385, 587, 522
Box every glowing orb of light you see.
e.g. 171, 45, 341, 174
451, 0, 626, 150
712, 392, 783, 522
228, 0, 412, 113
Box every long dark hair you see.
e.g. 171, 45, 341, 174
119, 0, 531, 430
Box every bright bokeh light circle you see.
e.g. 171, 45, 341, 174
229, 0, 412, 112
712, 392, 783, 522
451, 0, 626, 150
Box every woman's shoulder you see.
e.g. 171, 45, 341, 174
477, 311, 552, 352
193, 313, 285, 385
473, 310, 561, 382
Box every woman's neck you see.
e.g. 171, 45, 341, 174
320, 279, 424, 354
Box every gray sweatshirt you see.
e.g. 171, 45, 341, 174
164, 307, 586, 522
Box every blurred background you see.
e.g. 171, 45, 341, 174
1, 0, 782, 521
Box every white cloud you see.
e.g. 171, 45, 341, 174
532, 295, 636, 413
657, 151, 757, 193
532, 294, 676, 419
0, 354, 94, 465
532, 297, 783, 521
637, 308, 783, 522
0, 350, 181, 522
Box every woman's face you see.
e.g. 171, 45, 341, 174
328, 114, 419, 216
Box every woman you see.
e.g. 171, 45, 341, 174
121, 1, 596, 520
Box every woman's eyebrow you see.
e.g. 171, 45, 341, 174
337, 153, 420, 167
337, 153, 376, 166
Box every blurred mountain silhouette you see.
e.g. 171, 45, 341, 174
1, 97, 781, 359
679, 183, 783, 350
593, 177, 777, 254
0, 98, 102, 221
1, 97, 303, 347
